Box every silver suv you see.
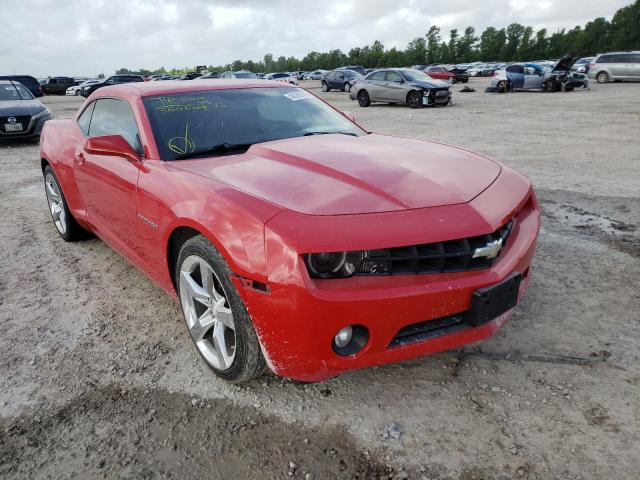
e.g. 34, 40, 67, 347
588, 52, 640, 83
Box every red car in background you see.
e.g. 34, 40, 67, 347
40, 80, 540, 382
424, 65, 457, 82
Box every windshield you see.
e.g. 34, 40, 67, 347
234, 72, 257, 79
399, 70, 434, 82
143, 87, 366, 161
0, 83, 33, 100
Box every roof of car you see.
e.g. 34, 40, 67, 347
95, 79, 287, 97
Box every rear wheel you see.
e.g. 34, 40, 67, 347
497, 80, 508, 93
407, 90, 422, 108
176, 235, 266, 383
322, 81, 330, 92
43, 165, 85, 241
357, 90, 370, 107
343, 82, 351, 92
596, 71, 609, 83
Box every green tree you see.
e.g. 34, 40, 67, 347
425, 26, 441, 63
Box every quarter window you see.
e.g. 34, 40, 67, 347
88, 98, 141, 152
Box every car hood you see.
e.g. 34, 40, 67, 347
408, 79, 450, 89
553, 55, 578, 72
0, 99, 46, 116
174, 134, 501, 216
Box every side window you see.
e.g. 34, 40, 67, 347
507, 65, 524, 74
77, 101, 96, 135
386, 71, 403, 82
615, 54, 632, 63
631, 54, 640, 64
597, 55, 611, 64
524, 66, 537, 75
89, 98, 141, 153
369, 71, 386, 81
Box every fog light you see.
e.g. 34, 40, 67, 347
332, 324, 369, 356
334, 326, 353, 348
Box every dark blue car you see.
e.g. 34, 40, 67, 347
0, 75, 43, 97
0, 80, 53, 140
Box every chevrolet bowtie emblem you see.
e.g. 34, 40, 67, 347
472, 238, 503, 259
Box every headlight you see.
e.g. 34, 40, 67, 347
33, 107, 52, 119
305, 250, 391, 279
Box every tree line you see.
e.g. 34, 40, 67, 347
117, 0, 639, 76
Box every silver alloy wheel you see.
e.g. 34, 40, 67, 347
45, 173, 66, 235
344, 83, 351, 92
179, 255, 236, 371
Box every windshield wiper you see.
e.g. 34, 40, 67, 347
174, 143, 253, 160
302, 131, 359, 137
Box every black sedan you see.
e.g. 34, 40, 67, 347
321, 69, 362, 92
0, 80, 53, 140
80, 74, 144, 97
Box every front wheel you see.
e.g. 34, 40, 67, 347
321, 82, 330, 92
176, 235, 266, 383
596, 72, 609, 83
357, 90, 370, 107
43, 165, 85, 241
407, 90, 422, 108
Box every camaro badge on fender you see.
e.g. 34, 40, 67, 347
472, 238, 503, 259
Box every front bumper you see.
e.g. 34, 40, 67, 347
234, 170, 540, 382
0, 113, 52, 140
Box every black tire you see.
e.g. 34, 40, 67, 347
357, 90, 371, 107
343, 82, 351, 92
596, 71, 609, 84
407, 90, 422, 109
176, 235, 267, 383
497, 80, 508, 93
321, 81, 330, 92
43, 165, 85, 241
564, 85, 575, 92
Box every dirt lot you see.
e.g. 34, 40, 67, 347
1, 78, 639, 479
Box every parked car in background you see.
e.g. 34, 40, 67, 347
220, 70, 258, 79
41, 77, 76, 95
490, 56, 588, 92
304, 70, 327, 80
264, 72, 299, 85
39, 79, 539, 382
67, 79, 98, 96
424, 66, 456, 82
81, 75, 144, 97
321, 69, 361, 92
349, 68, 452, 108
180, 73, 202, 80
198, 72, 221, 79
0, 80, 52, 140
338, 65, 366, 75
588, 52, 640, 83
445, 66, 470, 83
0, 75, 43, 97
572, 57, 594, 74
466, 64, 485, 77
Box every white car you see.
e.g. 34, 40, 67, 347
264, 72, 299, 85
66, 79, 98, 96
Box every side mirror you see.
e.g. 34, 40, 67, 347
342, 111, 356, 122
85, 135, 140, 163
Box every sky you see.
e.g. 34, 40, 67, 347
0, 0, 631, 77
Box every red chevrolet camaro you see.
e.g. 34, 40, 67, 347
40, 80, 540, 382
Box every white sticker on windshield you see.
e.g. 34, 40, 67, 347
284, 91, 313, 101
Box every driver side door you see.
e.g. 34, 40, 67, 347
74, 97, 142, 256
382, 71, 407, 102
523, 66, 544, 89
506, 65, 525, 89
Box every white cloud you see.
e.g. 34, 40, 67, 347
0, 0, 630, 77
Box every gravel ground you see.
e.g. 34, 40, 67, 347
1, 78, 639, 479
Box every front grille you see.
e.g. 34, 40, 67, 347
361, 219, 514, 275
0, 115, 31, 133
388, 313, 467, 348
